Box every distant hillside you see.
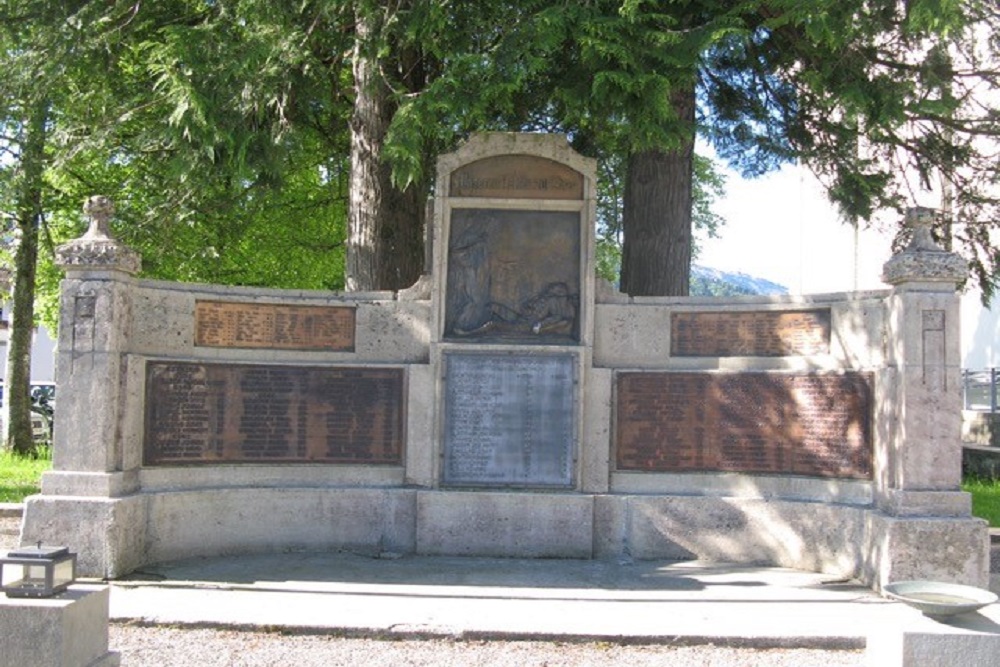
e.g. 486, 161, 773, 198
690, 265, 788, 297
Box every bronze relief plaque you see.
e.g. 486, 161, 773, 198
450, 155, 583, 200
195, 301, 355, 351
671, 309, 831, 357
615, 371, 872, 479
144, 362, 403, 465
445, 209, 580, 344
442, 352, 576, 487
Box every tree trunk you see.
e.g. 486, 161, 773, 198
346, 7, 424, 292
3, 100, 47, 455
619, 83, 696, 297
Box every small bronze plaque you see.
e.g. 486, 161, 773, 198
443, 352, 575, 487
445, 209, 580, 344
195, 301, 355, 351
450, 155, 584, 199
616, 371, 872, 479
671, 310, 831, 357
144, 362, 404, 465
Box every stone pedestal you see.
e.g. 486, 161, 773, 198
867, 608, 1000, 667
0, 584, 119, 666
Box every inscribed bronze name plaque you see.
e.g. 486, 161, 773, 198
616, 372, 872, 479
144, 362, 403, 465
671, 309, 831, 357
443, 352, 575, 487
450, 155, 584, 200
194, 301, 356, 351
445, 209, 580, 344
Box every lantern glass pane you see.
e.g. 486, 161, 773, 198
1, 563, 23, 587
53, 559, 74, 588
26, 564, 48, 584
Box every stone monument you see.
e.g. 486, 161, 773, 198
18, 133, 988, 593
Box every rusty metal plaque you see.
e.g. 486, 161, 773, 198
671, 309, 831, 357
450, 155, 583, 199
195, 301, 355, 351
445, 209, 580, 344
144, 362, 403, 465
443, 352, 576, 487
616, 372, 872, 479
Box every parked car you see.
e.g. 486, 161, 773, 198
0, 381, 56, 444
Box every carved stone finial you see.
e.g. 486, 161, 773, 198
82, 196, 115, 239
882, 206, 967, 287
905, 206, 944, 252
55, 195, 141, 275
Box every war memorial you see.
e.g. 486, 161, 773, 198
17, 132, 989, 598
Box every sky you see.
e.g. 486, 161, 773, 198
695, 157, 896, 295
698, 155, 1000, 369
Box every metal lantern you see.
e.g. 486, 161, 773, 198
1, 544, 77, 598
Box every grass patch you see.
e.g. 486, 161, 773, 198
0, 446, 51, 503
963, 476, 1000, 527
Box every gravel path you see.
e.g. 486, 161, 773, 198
109, 625, 865, 666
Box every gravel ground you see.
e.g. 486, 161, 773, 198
108, 625, 866, 667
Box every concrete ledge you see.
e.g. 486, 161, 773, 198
138, 464, 405, 492
867, 612, 1000, 667
41, 470, 139, 497
0, 502, 22, 518
0, 584, 119, 667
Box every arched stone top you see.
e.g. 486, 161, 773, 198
437, 133, 596, 199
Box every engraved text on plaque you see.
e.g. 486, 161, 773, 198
616, 371, 872, 479
443, 353, 575, 487
195, 301, 356, 351
671, 310, 831, 357
144, 362, 403, 465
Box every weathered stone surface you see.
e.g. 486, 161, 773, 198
145, 488, 417, 564
21, 495, 146, 578
864, 514, 990, 590
611, 495, 868, 576
881, 208, 968, 286
55, 238, 141, 274
416, 491, 593, 558
0, 585, 119, 667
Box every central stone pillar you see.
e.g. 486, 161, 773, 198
419, 133, 600, 557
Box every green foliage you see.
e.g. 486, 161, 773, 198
2, 0, 353, 338
964, 477, 1000, 527
689, 274, 757, 297
0, 446, 51, 503
3, 0, 1000, 312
